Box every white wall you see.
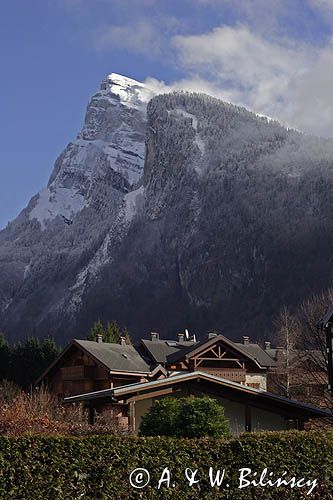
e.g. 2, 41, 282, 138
245, 373, 267, 391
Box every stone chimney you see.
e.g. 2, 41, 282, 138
207, 332, 217, 340
242, 335, 250, 345
178, 333, 185, 343
264, 341, 271, 351
96, 333, 103, 343
150, 332, 159, 341
119, 336, 126, 346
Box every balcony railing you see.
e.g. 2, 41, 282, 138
60, 365, 94, 381
198, 367, 246, 382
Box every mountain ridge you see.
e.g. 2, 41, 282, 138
0, 74, 332, 342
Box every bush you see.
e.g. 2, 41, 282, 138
0, 431, 331, 499
180, 396, 231, 438
0, 386, 127, 436
139, 396, 231, 438
139, 397, 180, 437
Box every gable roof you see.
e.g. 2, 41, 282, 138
36, 339, 151, 384
64, 370, 330, 419
235, 342, 277, 367
168, 335, 274, 368
142, 335, 276, 368
74, 340, 151, 373
141, 339, 196, 364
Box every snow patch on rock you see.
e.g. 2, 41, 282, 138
174, 108, 205, 155
124, 186, 144, 222
173, 108, 206, 172
29, 187, 85, 230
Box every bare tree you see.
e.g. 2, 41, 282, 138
298, 288, 333, 413
270, 307, 301, 398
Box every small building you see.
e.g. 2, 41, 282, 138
64, 371, 329, 435
36, 337, 152, 397
37, 331, 330, 435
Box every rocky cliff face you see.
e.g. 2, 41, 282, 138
1, 77, 333, 342
0, 74, 152, 340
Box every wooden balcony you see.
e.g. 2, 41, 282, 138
60, 365, 94, 381
198, 367, 246, 383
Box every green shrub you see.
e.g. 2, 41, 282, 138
139, 397, 180, 436
179, 396, 231, 438
0, 431, 331, 499
139, 396, 231, 438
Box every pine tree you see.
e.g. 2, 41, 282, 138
87, 320, 104, 341
87, 319, 122, 343
104, 320, 120, 343
122, 327, 132, 345
42, 338, 61, 367
0, 333, 9, 380
9, 341, 24, 387
22, 337, 44, 388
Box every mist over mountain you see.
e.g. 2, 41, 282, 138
0, 74, 332, 343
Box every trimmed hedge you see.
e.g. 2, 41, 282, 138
0, 431, 331, 499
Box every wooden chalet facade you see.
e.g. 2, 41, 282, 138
36, 337, 152, 398
140, 333, 276, 391
37, 332, 275, 398
37, 331, 330, 435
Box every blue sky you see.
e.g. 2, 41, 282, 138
1, 0, 333, 228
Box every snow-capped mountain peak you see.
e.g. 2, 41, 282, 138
28, 73, 153, 231
99, 73, 154, 110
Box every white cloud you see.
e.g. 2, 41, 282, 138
94, 19, 161, 57
310, 0, 333, 9
153, 24, 333, 136
172, 26, 309, 114
88, 1, 333, 136
287, 41, 333, 135
144, 75, 233, 102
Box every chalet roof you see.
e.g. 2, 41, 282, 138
141, 339, 196, 364
168, 335, 276, 368
74, 340, 151, 373
141, 335, 276, 368
235, 342, 277, 367
35, 339, 152, 384
64, 370, 330, 419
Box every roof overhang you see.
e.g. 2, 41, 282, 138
109, 369, 150, 376
35, 341, 76, 386
64, 371, 331, 419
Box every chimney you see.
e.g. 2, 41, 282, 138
275, 346, 285, 363
178, 333, 185, 343
207, 332, 217, 340
119, 336, 126, 346
242, 336, 250, 345
150, 332, 159, 341
264, 341, 271, 351
96, 333, 103, 344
